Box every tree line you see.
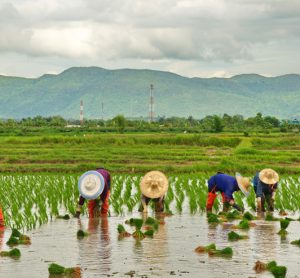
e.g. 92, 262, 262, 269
0, 113, 298, 133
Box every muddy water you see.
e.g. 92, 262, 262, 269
0, 212, 300, 278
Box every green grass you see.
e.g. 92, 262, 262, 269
0, 132, 299, 174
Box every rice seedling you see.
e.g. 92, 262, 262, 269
144, 229, 154, 237
290, 239, 300, 246
77, 229, 89, 239
48, 263, 81, 277
7, 229, 31, 246
207, 212, 220, 223
132, 218, 145, 240
227, 231, 248, 241
117, 224, 131, 239
225, 210, 242, 220
243, 211, 255, 221
0, 248, 21, 258
232, 219, 250, 230
194, 243, 216, 253
277, 219, 290, 236
145, 217, 159, 230
265, 213, 280, 221
254, 261, 287, 278
208, 247, 233, 258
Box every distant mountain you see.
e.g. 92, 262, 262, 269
0, 67, 300, 119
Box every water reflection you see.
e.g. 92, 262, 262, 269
0, 225, 5, 251
133, 212, 169, 271
78, 217, 111, 276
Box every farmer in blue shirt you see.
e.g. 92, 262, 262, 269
253, 168, 279, 212
206, 172, 250, 212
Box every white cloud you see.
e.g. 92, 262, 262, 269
0, 0, 299, 77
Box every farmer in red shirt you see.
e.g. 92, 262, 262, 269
206, 172, 250, 212
75, 168, 111, 218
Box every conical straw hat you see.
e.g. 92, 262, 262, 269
235, 173, 250, 197
78, 171, 105, 200
259, 168, 279, 185
140, 171, 169, 199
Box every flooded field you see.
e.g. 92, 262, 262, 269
1, 211, 300, 278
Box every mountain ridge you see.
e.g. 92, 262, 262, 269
0, 66, 299, 119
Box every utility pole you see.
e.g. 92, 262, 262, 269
80, 100, 84, 125
149, 84, 154, 123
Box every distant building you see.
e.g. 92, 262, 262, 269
290, 118, 300, 125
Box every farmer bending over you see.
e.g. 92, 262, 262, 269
75, 168, 111, 218
253, 168, 279, 213
139, 171, 169, 213
206, 172, 250, 212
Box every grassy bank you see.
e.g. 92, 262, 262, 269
0, 132, 299, 174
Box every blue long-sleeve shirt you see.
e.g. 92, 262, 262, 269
207, 173, 240, 201
253, 172, 277, 198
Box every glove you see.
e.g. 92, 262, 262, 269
232, 203, 244, 212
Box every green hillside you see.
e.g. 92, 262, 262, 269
0, 67, 299, 119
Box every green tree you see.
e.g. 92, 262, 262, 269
113, 114, 126, 133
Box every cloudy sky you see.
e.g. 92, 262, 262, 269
0, 0, 299, 78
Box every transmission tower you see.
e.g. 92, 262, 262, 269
80, 100, 84, 125
149, 84, 154, 123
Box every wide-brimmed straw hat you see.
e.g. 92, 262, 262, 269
259, 168, 279, 185
78, 171, 105, 200
140, 171, 169, 199
235, 173, 250, 197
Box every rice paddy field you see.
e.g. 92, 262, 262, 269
0, 132, 300, 277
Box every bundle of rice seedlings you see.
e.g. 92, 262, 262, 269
194, 243, 216, 253
265, 213, 279, 221
125, 218, 135, 226
235, 219, 250, 229
207, 212, 220, 223
48, 263, 81, 277
291, 239, 300, 246
277, 219, 290, 236
227, 231, 248, 241
144, 229, 154, 237
7, 229, 31, 246
208, 247, 233, 257
243, 211, 255, 221
117, 224, 131, 239
132, 218, 145, 240
145, 217, 159, 230
77, 229, 89, 239
254, 260, 287, 278
0, 248, 21, 258
226, 210, 241, 220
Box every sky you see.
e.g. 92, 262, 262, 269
0, 0, 299, 78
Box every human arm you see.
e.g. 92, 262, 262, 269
75, 196, 86, 218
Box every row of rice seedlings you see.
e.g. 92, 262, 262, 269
0, 174, 299, 231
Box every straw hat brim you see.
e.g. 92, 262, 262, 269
140, 171, 169, 199
235, 173, 250, 197
78, 171, 105, 200
259, 169, 279, 184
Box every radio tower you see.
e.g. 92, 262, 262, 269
80, 100, 84, 125
149, 84, 154, 123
